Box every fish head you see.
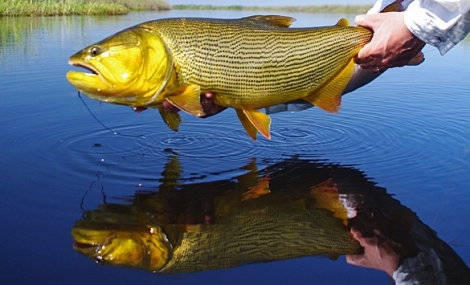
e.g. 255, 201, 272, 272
71, 221, 172, 271
66, 27, 173, 107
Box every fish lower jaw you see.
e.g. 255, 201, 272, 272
78, 91, 157, 107
68, 60, 98, 75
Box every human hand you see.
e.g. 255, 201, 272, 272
163, 92, 227, 118
346, 228, 401, 277
354, 12, 425, 72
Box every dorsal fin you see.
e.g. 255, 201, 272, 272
243, 15, 296, 28
335, 18, 350, 27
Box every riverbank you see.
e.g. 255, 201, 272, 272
0, 0, 170, 16
1, 1, 372, 16
171, 4, 372, 14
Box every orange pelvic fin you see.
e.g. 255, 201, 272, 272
158, 107, 182, 131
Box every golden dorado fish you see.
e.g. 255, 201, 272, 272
67, 16, 372, 140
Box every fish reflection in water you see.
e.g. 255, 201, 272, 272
71, 157, 469, 283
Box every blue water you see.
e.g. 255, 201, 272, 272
1, 10, 469, 284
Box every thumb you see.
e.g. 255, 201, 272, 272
353, 14, 376, 64
354, 13, 376, 29
354, 14, 369, 28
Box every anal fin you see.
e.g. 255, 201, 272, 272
236, 109, 258, 140
236, 109, 272, 140
303, 58, 356, 113
165, 84, 205, 117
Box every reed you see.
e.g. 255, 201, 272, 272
0, 0, 170, 16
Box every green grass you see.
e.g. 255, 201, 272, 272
172, 4, 372, 14
0, 1, 370, 16
0, 0, 170, 16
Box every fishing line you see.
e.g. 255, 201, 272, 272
77, 91, 148, 140
80, 171, 107, 212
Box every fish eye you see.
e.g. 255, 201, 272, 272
89, 46, 101, 57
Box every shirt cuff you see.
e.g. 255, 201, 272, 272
404, 1, 468, 55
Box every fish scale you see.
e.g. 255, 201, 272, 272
142, 18, 371, 109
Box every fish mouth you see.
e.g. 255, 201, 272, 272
73, 241, 102, 256
66, 59, 111, 96
68, 60, 98, 76
73, 241, 99, 250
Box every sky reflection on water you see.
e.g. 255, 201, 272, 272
0, 10, 469, 284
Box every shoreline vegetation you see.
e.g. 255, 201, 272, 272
0, 0, 171, 16
172, 4, 372, 14
0, 1, 372, 17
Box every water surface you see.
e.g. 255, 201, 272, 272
1, 10, 469, 284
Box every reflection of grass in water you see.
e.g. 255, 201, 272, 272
0, 16, 46, 50
172, 4, 372, 14
0, 16, 68, 67
0, 0, 170, 16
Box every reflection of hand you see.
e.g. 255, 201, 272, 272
354, 12, 425, 72
346, 228, 401, 277
163, 92, 227, 118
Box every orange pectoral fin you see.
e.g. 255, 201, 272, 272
303, 58, 355, 113
165, 85, 205, 117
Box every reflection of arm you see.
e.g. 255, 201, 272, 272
345, 228, 401, 277
393, 249, 447, 284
